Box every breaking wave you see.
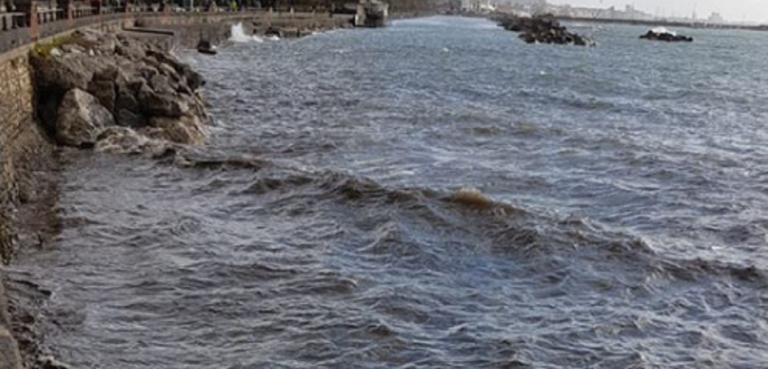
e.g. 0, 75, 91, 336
230, 23, 264, 43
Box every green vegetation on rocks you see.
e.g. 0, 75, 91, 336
30, 34, 75, 59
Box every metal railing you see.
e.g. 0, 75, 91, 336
0, 12, 26, 30
0, 5, 305, 53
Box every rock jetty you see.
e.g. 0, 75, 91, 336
31, 29, 209, 152
496, 14, 595, 47
640, 28, 693, 42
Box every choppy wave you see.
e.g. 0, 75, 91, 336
10, 143, 768, 369
170, 152, 768, 288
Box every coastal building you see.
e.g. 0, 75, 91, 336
460, 0, 495, 13
708, 12, 725, 24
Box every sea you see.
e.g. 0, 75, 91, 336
7, 16, 768, 369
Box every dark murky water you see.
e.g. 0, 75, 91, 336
9, 17, 768, 368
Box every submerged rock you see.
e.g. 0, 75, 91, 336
38, 355, 70, 369
31, 29, 210, 149
95, 126, 177, 157
56, 89, 115, 147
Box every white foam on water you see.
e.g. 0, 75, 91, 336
650, 27, 677, 36
230, 23, 264, 43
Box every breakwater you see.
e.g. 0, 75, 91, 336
555, 15, 768, 32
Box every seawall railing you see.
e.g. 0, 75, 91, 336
0, 3, 337, 54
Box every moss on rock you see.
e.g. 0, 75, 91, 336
29, 34, 75, 59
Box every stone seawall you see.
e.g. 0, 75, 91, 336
0, 44, 51, 369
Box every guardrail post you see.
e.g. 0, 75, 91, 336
28, 2, 39, 41
122, 0, 130, 27
162, 1, 170, 24
59, 1, 75, 28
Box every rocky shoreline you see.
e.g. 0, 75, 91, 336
0, 17, 369, 368
31, 29, 210, 155
0, 28, 216, 369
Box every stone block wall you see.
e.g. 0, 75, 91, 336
0, 50, 50, 212
0, 48, 52, 369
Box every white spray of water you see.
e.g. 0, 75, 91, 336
230, 23, 264, 43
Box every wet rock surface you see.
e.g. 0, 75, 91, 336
496, 14, 595, 46
0, 327, 22, 369
0, 278, 21, 369
31, 29, 211, 150
640, 29, 693, 42
56, 89, 115, 147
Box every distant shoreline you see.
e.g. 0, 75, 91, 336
548, 16, 768, 32
444, 11, 768, 32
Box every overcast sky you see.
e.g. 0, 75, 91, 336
548, 0, 768, 23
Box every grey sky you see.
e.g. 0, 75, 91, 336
548, 0, 768, 23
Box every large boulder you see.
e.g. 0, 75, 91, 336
31, 52, 114, 92
88, 69, 119, 114
138, 90, 190, 117
56, 89, 115, 147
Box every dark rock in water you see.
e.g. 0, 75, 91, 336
496, 14, 594, 47
196, 40, 217, 55
56, 88, 115, 147
30, 29, 210, 149
264, 26, 283, 38
640, 28, 693, 42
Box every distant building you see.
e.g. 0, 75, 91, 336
460, 0, 495, 13
708, 12, 725, 24
545, 2, 653, 20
